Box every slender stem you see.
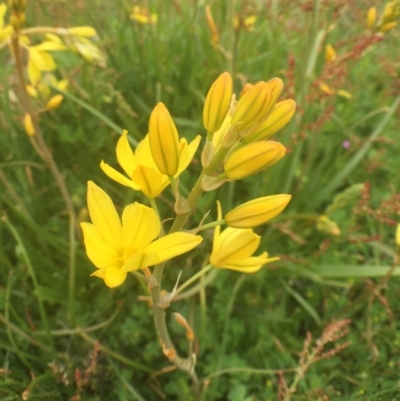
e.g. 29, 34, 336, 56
195, 219, 225, 233
11, 34, 77, 325
176, 264, 213, 295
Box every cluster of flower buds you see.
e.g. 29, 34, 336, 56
81, 72, 296, 285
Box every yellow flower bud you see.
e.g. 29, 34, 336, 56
225, 194, 292, 228
203, 72, 233, 133
68, 26, 97, 37
367, 7, 377, 29
325, 44, 336, 62
23, 113, 35, 137
148, 102, 180, 175
396, 223, 400, 246
45, 94, 63, 111
26, 85, 38, 97
378, 21, 397, 32
265, 77, 283, 105
239, 83, 253, 99
224, 141, 286, 180
231, 81, 274, 132
244, 99, 296, 143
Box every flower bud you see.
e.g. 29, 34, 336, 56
67, 26, 97, 37
396, 223, 400, 246
148, 102, 180, 175
23, 113, 35, 137
325, 44, 336, 62
224, 141, 286, 180
225, 194, 292, 228
203, 72, 233, 133
231, 81, 273, 132
366, 7, 377, 29
244, 99, 296, 143
265, 77, 283, 105
45, 94, 63, 111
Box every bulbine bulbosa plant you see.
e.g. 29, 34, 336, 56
80, 71, 296, 395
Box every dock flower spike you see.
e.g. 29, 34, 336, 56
101, 130, 201, 198
81, 181, 202, 287
210, 201, 279, 273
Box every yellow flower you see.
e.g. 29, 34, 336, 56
225, 194, 292, 228
45, 94, 63, 111
149, 102, 181, 176
101, 130, 201, 198
205, 5, 219, 49
224, 141, 286, 180
67, 26, 97, 37
129, 6, 157, 24
0, 3, 13, 42
367, 7, 377, 29
325, 44, 337, 62
243, 99, 296, 143
396, 223, 400, 246
203, 72, 233, 134
231, 81, 274, 133
23, 113, 35, 137
81, 181, 202, 288
210, 202, 279, 273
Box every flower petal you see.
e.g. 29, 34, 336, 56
103, 266, 127, 288
116, 130, 136, 177
176, 135, 201, 176
122, 202, 160, 250
144, 232, 202, 263
213, 228, 260, 265
81, 222, 120, 268
87, 181, 122, 251
221, 253, 280, 273
100, 161, 140, 190
132, 165, 164, 198
120, 250, 159, 273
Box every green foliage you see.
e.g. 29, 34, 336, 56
1, 0, 400, 400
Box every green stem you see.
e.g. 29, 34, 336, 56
195, 219, 225, 233
176, 264, 213, 295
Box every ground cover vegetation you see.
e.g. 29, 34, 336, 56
1, 0, 400, 400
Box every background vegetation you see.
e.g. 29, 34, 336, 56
1, 0, 399, 400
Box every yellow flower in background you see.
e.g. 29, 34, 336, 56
203, 72, 233, 134
367, 7, 377, 29
45, 94, 63, 111
210, 202, 279, 273
0, 3, 13, 42
81, 181, 202, 288
225, 194, 292, 228
205, 5, 219, 49
130, 5, 157, 24
396, 223, 400, 246
67, 26, 97, 37
374, 1, 400, 32
325, 44, 337, 62
243, 99, 296, 143
224, 141, 286, 180
148, 102, 181, 176
233, 14, 257, 31
26, 39, 66, 86
101, 130, 201, 198
23, 113, 35, 137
